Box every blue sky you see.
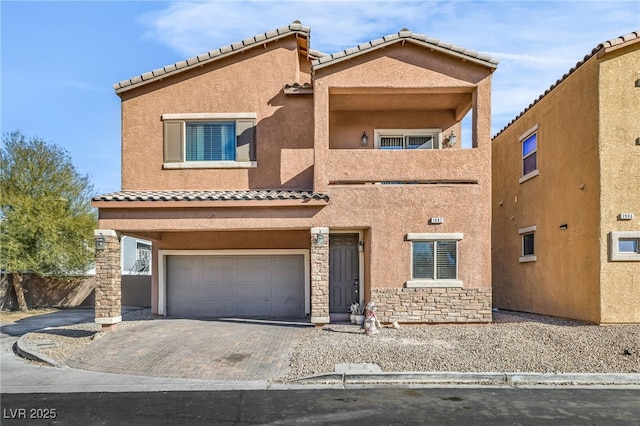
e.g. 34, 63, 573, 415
2, 1, 638, 195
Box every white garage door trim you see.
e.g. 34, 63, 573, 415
157, 249, 310, 316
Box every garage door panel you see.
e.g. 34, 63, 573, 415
202, 285, 235, 301
169, 255, 202, 270
270, 255, 301, 268
204, 270, 236, 285
198, 301, 236, 317
237, 256, 270, 269
202, 255, 237, 269
237, 286, 269, 301
271, 269, 302, 283
167, 254, 305, 317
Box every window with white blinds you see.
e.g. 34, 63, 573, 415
186, 122, 235, 161
376, 129, 441, 150
412, 240, 457, 280
161, 113, 256, 168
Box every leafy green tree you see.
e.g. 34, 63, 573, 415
1, 131, 97, 310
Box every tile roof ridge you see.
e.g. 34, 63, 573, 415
493, 30, 640, 140
114, 21, 310, 93
597, 30, 640, 50
313, 28, 499, 69
92, 189, 330, 202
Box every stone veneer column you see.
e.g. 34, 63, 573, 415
310, 227, 330, 325
94, 230, 122, 330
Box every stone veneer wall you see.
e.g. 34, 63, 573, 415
372, 287, 492, 323
94, 230, 122, 327
310, 227, 329, 324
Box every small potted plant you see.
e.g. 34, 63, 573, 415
349, 302, 359, 323
351, 302, 365, 325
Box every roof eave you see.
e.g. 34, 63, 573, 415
114, 27, 310, 95
313, 37, 498, 72
92, 199, 329, 209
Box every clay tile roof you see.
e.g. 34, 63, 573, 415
114, 21, 311, 94
312, 28, 499, 70
493, 31, 640, 139
92, 190, 330, 203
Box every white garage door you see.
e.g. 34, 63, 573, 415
166, 254, 305, 317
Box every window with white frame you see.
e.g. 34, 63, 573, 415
405, 233, 463, 287
519, 124, 539, 183
162, 113, 256, 168
519, 225, 537, 262
610, 231, 640, 261
375, 129, 441, 150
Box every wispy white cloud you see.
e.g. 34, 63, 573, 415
139, 0, 638, 131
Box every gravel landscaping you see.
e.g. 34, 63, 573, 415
23, 309, 640, 380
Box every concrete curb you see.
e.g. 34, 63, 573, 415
16, 334, 68, 369
293, 371, 640, 386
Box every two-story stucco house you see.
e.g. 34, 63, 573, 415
492, 31, 640, 324
92, 22, 497, 328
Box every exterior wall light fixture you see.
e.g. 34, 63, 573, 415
95, 233, 107, 251
316, 231, 325, 246
361, 131, 369, 146
358, 241, 365, 252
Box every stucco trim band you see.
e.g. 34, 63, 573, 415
406, 233, 464, 241
161, 113, 257, 120
163, 161, 257, 169
406, 280, 463, 288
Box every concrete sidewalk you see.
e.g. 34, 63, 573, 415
3, 307, 640, 393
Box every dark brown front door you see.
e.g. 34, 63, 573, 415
329, 234, 359, 314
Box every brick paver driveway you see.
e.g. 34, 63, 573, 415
65, 318, 310, 381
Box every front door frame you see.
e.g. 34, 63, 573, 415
329, 230, 364, 312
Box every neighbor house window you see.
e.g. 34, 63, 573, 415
136, 242, 151, 274
610, 231, 640, 261
519, 124, 539, 183
405, 233, 463, 288
375, 129, 441, 150
162, 113, 256, 168
519, 225, 537, 262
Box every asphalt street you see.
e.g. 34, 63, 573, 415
2, 388, 639, 425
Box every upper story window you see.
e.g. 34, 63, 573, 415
519, 124, 539, 183
186, 122, 236, 161
519, 225, 537, 263
162, 113, 256, 169
375, 129, 441, 150
405, 233, 463, 288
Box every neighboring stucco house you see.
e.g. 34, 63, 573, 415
491, 31, 640, 324
92, 22, 497, 328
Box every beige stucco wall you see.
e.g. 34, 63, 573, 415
311, 42, 494, 293
597, 44, 640, 323
492, 57, 602, 322
103, 37, 495, 321
119, 36, 315, 191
